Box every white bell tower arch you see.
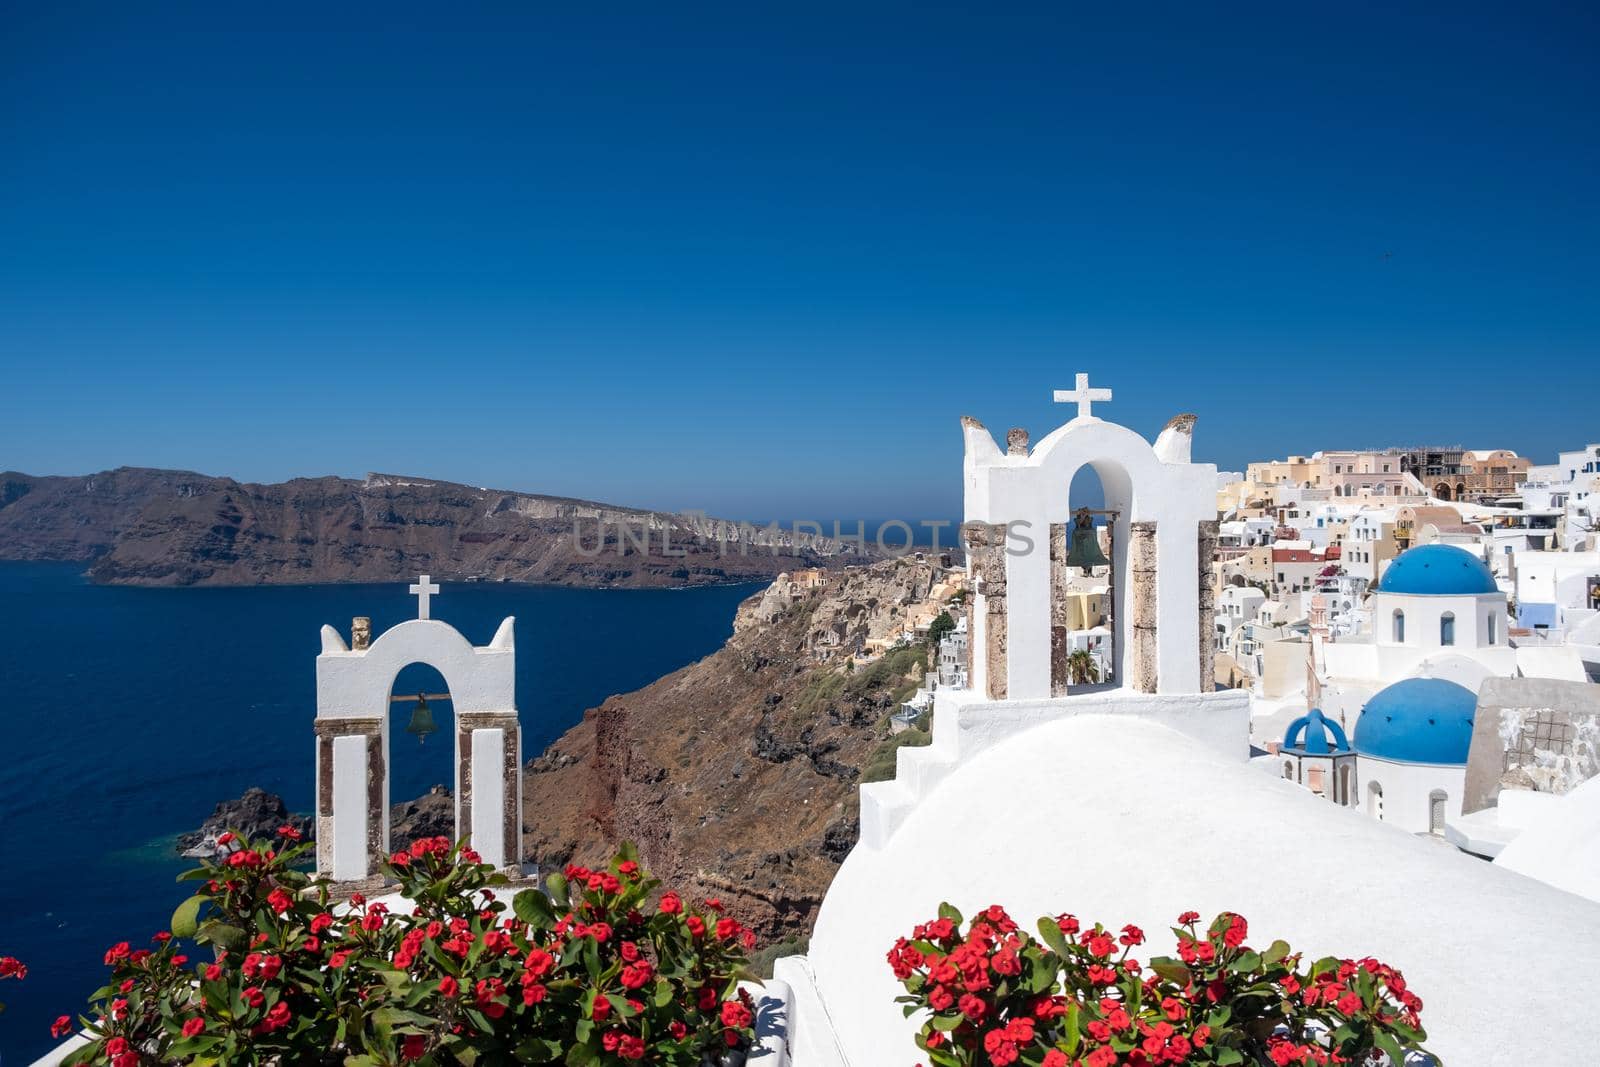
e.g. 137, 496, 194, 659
313, 577, 521, 883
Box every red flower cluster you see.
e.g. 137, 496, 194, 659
47, 835, 757, 1066
890, 905, 1431, 1067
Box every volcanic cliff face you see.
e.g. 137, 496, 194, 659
519, 556, 964, 946
0, 468, 869, 587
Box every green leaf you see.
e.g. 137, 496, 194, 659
930, 1013, 965, 1031
513, 888, 556, 929
1150, 959, 1192, 985
1036, 917, 1071, 957
195, 920, 246, 952
1374, 1030, 1406, 1066
1060, 1002, 1080, 1057
1261, 940, 1290, 966
1229, 951, 1262, 973
170, 894, 206, 938
937, 902, 963, 927
545, 872, 568, 905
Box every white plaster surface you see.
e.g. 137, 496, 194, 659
1495, 775, 1600, 904
316, 618, 516, 720
471, 727, 506, 869
331, 734, 369, 882
1352, 756, 1466, 836
801, 714, 1600, 1067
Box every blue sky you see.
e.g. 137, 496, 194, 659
1, 2, 1595, 518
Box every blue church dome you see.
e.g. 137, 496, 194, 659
1377, 544, 1497, 596
1353, 678, 1477, 765
1283, 709, 1350, 755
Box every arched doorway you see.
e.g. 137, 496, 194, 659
387, 662, 456, 853
1434, 483, 1452, 500
1337, 764, 1353, 805
1052, 465, 1120, 693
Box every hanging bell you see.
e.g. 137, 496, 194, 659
405, 693, 437, 743
1064, 509, 1111, 574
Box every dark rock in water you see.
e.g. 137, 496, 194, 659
177, 788, 313, 855
390, 785, 456, 850
181, 785, 456, 860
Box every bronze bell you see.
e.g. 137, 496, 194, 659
1064, 508, 1111, 574
405, 693, 437, 743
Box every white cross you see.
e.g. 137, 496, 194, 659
409, 574, 440, 619
1053, 373, 1113, 420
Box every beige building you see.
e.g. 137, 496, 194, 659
1462, 450, 1530, 503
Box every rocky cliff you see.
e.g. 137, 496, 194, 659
0, 468, 870, 587
519, 556, 962, 946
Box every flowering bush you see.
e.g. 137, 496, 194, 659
52, 830, 757, 1065
888, 904, 1430, 1067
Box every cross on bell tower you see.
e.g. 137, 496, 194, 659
1053, 373, 1113, 421
409, 574, 440, 619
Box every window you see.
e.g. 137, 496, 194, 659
1487, 614, 1497, 644
1393, 610, 1405, 643
1440, 612, 1456, 646
1428, 790, 1448, 835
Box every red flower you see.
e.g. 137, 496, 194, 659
182, 1017, 206, 1037
438, 975, 459, 998
242, 986, 265, 1008
720, 1000, 754, 1029
474, 978, 507, 1019
51, 1015, 73, 1039
266, 888, 293, 915
1119, 924, 1145, 947
1177, 910, 1201, 925
401, 1034, 427, 1061
1086, 932, 1116, 958
276, 825, 302, 840
592, 996, 612, 1021
659, 891, 682, 915
258, 1001, 292, 1033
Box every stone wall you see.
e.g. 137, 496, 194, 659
1463, 676, 1600, 812
1197, 520, 1219, 692
1129, 522, 1159, 693
963, 521, 1009, 700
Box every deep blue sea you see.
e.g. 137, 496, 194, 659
0, 563, 758, 1063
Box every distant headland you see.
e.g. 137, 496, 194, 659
0, 467, 874, 588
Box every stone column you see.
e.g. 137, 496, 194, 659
1049, 522, 1069, 696
963, 521, 1009, 700
314, 717, 384, 882
1198, 520, 1219, 693
457, 711, 522, 870
1129, 522, 1159, 694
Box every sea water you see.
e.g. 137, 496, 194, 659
0, 562, 757, 1062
